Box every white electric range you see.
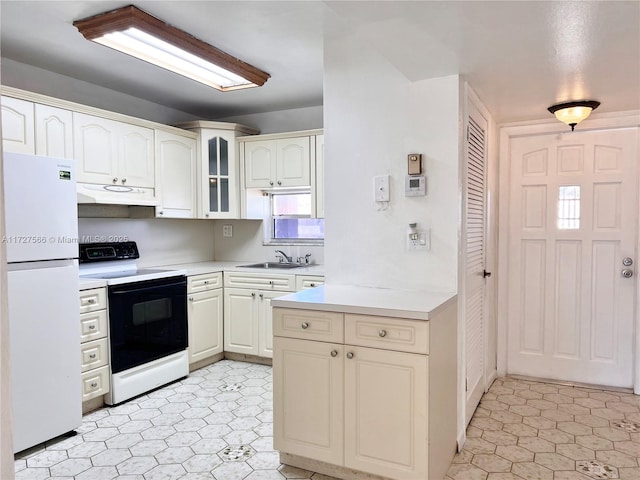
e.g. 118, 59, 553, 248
79, 241, 189, 404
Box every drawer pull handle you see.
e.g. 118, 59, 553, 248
269, 281, 273, 285
204, 280, 209, 284
90, 382, 98, 388
331, 350, 338, 357
378, 330, 387, 338
88, 325, 96, 330
309, 283, 315, 287
89, 353, 96, 359
301, 322, 309, 329
346, 352, 354, 359
87, 298, 96, 304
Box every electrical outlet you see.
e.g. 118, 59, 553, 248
222, 225, 233, 237
374, 175, 390, 202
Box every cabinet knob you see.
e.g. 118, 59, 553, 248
378, 330, 387, 338
158, 211, 164, 215
112, 177, 118, 184
259, 293, 264, 300
301, 322, 309, 329
269, 281, 273, 285
277, 181, 282, 186
89, 353, 97, 359
88, 325, 96, 330
189, 297, 194, 302
121, 178, 127, 184
205, 213, 210, 218
90, 382, 98, 388
309, 283, 315, 287
251, 292, 256, 298
270, 181, 274, 186
87, 298, 96, 304
346, 352, 354, 359
330, 350, 338, 357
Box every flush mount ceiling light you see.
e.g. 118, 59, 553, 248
547, 100, 600, 131
73, 5, 270, 91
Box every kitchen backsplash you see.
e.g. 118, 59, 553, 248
78, 217, 325, 267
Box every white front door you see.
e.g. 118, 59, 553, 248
506, 128, 638, 388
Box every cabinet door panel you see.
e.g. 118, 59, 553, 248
120, 124, 154, 187
224, 288, 258, 355
188, 289, 223, 364
156, 130, 197, 218
277, 137, 310, 187
1, 97, 35, 154
245, 140, 277, 188
73, 113, 117, 184
258, 291, 282, 358
35, 104, 73, 159
344, 346, 428, 480
273, 337, 344, 465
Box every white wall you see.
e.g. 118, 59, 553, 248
211, 219, 324, 265
217, 106, 323, 134
78, 218, 215, 267
323, 27, 461, 291
1, 58, 199, 125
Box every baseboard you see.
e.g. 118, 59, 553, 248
189, 352, 225, 372
224, 352, 272, 366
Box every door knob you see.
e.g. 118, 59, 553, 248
622, 269, 634, 278
623, 257, 633, 266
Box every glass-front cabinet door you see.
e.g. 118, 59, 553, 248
201, 129, 237, 218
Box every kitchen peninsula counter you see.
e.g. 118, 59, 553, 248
271, 284, 456, 320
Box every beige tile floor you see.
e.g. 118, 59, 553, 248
445, 377, 640, 480
14, 361, 640, 480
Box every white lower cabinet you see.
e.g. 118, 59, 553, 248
223, 271, 296, 358
187, 273, 223, 365
274, 308, 437, 480
224, 288, 283, 358
79, 287, 110, 403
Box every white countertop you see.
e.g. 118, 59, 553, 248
79, 261, 324, 290
271, 285, 456, 320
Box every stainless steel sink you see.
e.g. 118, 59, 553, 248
239, 262, 306, 269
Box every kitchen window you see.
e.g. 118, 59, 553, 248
266, 191, 324, 245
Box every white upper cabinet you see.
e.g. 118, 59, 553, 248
176, 120, 258, 219
314, 134, 324, 218
35, 104, 73, 159
155, 129, 197, 218
73, 112, 154, 188
245, 136, 311, 188
1, 97, 35, 154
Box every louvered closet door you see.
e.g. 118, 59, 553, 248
465, 108, 488, 424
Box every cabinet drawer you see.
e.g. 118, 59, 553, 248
81, 338, 109, 372
80, 309, 108, 342
274, 308, 344, 343
344, 314, 429, 354
188, 272, 223, 293
81, 365, 110, 401
225, 271, 295, 291
79, 287, 107, 313
295, 275, 325, 291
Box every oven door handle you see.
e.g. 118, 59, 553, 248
109, 278, 186, 295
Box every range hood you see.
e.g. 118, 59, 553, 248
77, 183, 159, 206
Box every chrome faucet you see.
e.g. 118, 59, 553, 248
275, 250, 292, 263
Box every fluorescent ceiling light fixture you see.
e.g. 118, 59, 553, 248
74, 5, 270, 91
547, 100, 600, 131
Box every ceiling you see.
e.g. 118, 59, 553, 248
1, 1, 639, 123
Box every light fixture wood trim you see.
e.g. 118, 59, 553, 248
73, 5, 270, 87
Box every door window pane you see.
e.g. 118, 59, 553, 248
558, 186, 580, 229
209, 178, 218, 212
220, 138, 228, 176
220, 178, 229, 212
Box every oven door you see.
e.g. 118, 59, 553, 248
108, 276, 187, 374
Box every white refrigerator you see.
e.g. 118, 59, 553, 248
3, 152, 81, 453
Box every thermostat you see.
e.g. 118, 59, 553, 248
405, 175, 426, 196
